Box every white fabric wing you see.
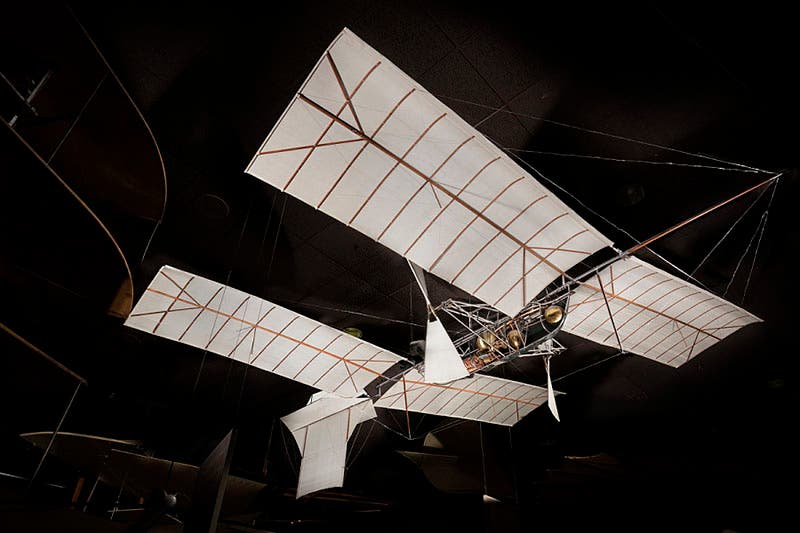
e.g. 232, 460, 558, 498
374, 369, 552, 426
407, 259, 431, 307
281, 394, 376, 497
125, 266, 406, 397
562, 256, 761, 366
246, 28, 612, 317
423, 318, 469, 384
544, 356, 560, 422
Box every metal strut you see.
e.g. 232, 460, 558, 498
596, 273, 624, 353
551, 173, 782, 298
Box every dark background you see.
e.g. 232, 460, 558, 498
1, 1, 797, 531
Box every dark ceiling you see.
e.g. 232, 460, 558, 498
1, 1, 798, 532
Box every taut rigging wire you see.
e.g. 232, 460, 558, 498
437, 93, 773, 174
503, 147, 766, 174
689, 184, 771, 278
500, 144, 715, 291
741, 178, 779, 302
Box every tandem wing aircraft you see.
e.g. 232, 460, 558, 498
125, 29, 767, 498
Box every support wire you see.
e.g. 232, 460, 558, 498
741, 178, 779, 302
438, 93, 773, 174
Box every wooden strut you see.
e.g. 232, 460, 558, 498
69, 6, 168, 218
595, 273, 624, 353
555, 174, 783, 300
3, 121, 135, 316
0, 323, 87, 384
600, 282, 684, 344
297, 93, 571, 280
401, 376, 412, 438
144, 287, 544, 407
625, 174, 780, 255
561, 174, 780, 343
27, 381, 82, 494
584, 272, 659, 337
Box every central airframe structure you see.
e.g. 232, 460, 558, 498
124, 29, 763, 497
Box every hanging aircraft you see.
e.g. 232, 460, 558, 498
124, 28, 770, 498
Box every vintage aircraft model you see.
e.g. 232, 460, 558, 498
124, 29, 768, 497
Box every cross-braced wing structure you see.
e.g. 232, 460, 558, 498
125, 265, 555, 495
125, 266, 406, 398
374, 369, 551, 427
281, 393, 376, 497
245, 28, 612, 318
562, 257, 761, 366
124, 27, 765, 498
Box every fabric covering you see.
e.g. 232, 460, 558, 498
423, 317, 469, 384
246, 28, 612, 317
281, 393, 376, 497
562, 256, 761, 366
374, 369, 553, 426
125, 266, 406, 397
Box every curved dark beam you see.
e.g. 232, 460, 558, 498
2, 120, 134, 316
4, 4, 168, 270
69, 7, 168, 224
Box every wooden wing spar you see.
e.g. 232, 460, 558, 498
125, 266, 407, 398
281, 393, 377, 497
125, 266, 554, 496
245, 28, 612, 318
562, 257, 761, 366
123, 27, 766, 498
244, 27, 761, 368
125, 266, 552, 420
374, 369, 552, 427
